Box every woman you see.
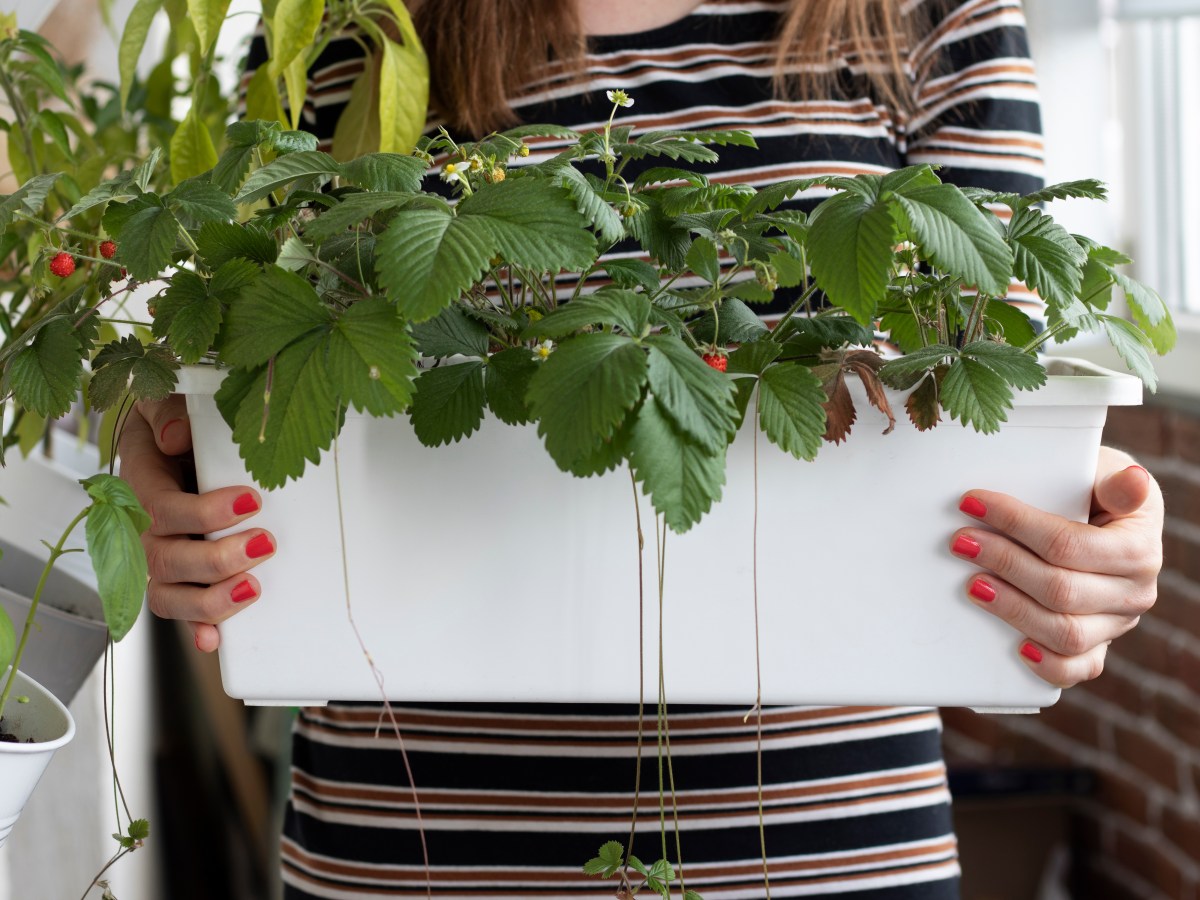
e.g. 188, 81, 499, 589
120, 0, 1164, 896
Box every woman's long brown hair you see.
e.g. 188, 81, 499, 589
413, 0, 934, 137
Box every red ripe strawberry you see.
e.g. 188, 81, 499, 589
99, 240, 117, 259
702, 353, 727, 372
49, 252, 76, 278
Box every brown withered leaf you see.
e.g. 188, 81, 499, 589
843, 350, 896, 435
820, 363, 856, 444
905, 367, 946, 432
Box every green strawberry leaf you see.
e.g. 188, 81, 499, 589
892, 183, 1014, 296
629, 397, 726, 533
340, 154, 427, 192
940, 355, 1015, 433
221, 265, 333, 368
1006, 207, 1085, 310
457, 178, 597, 272
6, 317, 85, 418
408, 361, 486, 446
527, 334, 647, 471
234, 151, 344, 205
326, 297, 417, 415
82, 474, 151, 641
959, 341, 1046, 392
227, 332, 341, 487
600, 258, 660, 292
808, 187, 895, 325
525, 289, 651, 341
644, 334, 737, 453
89, 336, 179, 410
168, 178, 237, 223
1098, 314, 1158, 391
757, 362, 827, 460
376, 208, 496, 322
196, 221, 278, 268
411, 305, 489, 358
982, 299, 1037, 348
116, 199, 181, 281
485, 347, 539, 425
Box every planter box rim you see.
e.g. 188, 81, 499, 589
175, 355, 1143, 408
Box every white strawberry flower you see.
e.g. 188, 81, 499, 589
606, 89, 634, 108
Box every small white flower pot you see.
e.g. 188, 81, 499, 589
0, 668, 76, 849
177, 358, 1140, 712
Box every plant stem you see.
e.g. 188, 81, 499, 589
769, 282, 822, 343
76, 848, 130, 900
0, 506, 89, 719
11, 212, 104, 244
750, 390, 771, 898
332, 428, 433, 899
623, 467, 647, 875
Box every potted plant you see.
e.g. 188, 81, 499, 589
0, 75, 1175, 713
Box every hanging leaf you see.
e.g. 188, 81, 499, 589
905, 370, 944, 431
756, 362, 826, 459
408, 361, 486, 445
226, 332, 341, 487
327, 298, 417, 415
485, 348, 539, 426
628, 398, 726, 534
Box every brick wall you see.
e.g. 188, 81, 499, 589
942, 396, 1200, 900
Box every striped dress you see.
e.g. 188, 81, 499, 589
242, 1, 1046, 896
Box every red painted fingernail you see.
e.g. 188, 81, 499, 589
969, 577, 996, 602
959, 496, 987, 518
231, 580, 257, 603
245, 534, 274, 559
952, 535, 982, 559
1020, 642, 1044, 663
159, 418, 183, 445
233, 493, 260, 516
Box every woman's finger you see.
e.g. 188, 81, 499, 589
962, 572, 1140, 658
144, 529, 276, 587
949, 527, 1152, 618
957, 490, 1157, 579
148, 571, 263, 626
136, 395, 193, 455
1014, 638, 1110, 689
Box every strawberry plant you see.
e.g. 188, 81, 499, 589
0, 93, 1176, 533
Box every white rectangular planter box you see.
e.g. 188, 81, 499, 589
178, 358, 1141, 712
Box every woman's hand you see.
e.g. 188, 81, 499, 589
951, 446, 1164, 687
117, 395, 276, 652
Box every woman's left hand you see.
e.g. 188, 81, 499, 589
951, 446, 1164, 688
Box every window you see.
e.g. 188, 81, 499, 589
1110, 1, 1200, 313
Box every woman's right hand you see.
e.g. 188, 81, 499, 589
118, 395, 276, 652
